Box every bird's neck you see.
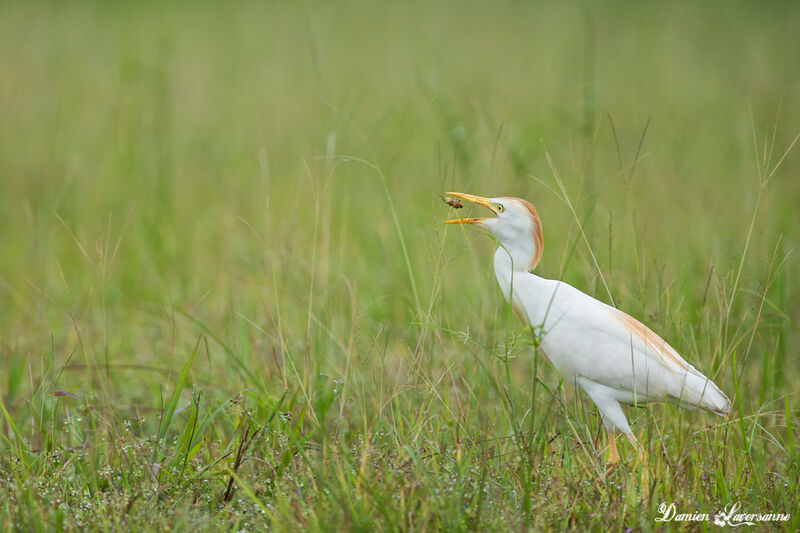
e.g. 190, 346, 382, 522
493, 245, 535, 303
493, 241, 537, 274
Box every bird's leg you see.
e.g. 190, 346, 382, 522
605, 429, 620, 473
626, 433, 650, 502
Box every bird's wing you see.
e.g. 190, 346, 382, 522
508, 274, 729, 414
591, 303, 729, 414
611, 307, 706, 382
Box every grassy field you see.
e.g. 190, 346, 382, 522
1, 1, 799, 530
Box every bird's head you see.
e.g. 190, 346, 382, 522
443, 192, 543, 271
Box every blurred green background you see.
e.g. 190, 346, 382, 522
0, 1, 798, 529
2, 0, 798, 385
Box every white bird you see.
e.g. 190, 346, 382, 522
443, 192, 730, 473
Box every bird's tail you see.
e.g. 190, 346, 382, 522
680, 371, 731, 417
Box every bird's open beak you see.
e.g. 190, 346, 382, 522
442, 192, 496, 225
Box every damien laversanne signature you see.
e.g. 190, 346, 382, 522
655, 502, 790, 526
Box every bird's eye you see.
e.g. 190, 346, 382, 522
496, 204, 504, 213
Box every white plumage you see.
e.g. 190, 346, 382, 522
444, 192, 730, 470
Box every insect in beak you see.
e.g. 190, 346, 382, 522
441, 192, 495, 224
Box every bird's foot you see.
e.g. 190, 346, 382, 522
638, 450, 651, 503
604, 431, 650, 501
605, 429, 620, 475
625, 433, 651, 502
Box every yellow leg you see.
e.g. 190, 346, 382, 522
626, 433, 650, 502
606, 429, 620, 473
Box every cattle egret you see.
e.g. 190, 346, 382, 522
443, 192, 730, 474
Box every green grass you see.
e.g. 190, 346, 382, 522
1, 1, 799, 530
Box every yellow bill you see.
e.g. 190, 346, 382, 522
442, 192, 496, 224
